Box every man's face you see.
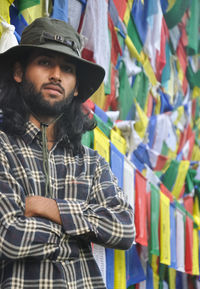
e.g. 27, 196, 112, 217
14, 50, 78, 117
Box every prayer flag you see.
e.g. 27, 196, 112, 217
162, 160, 179, 192
185, 215, 193, 274
150, 184, 160, 256
192, 228, 199, 275
146, 263, 154, 289
0, 0, 15, 36
92, 244, 106, 284
114, 250, 126, 289
14, 0, 40, 12
168, 268, 176, 289
169, 203, 177, 269
176, 205, 185, 272
110, 129, 126, 155
160, 192, 171, 266
106, 249, 114, 289
113, 0, 127, 20
164, 0, 190, 29
171, 160, 190, 199
110, 143, 124, 189
134, 100, 149, 140
94, 127, 110, 163
80, 0, 110, 83
135, 170, 148, 246
51, 0, 68, 22
126, 245, 146, 286
123, 158, 135, 210
131, 0, 148, 45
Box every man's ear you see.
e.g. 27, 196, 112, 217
74, 82, 79, 97
13, 62, 23, 83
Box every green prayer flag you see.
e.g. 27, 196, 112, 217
149, 184, 160, 256
186, 0, 200, 55
118, 62, 135, 120
134, 72, 149, 110
186, 64, 200, 89
15, 0, 40, 12
93, 114, 111, 138
164, 0, 190, 29
162, 160, 179, 191
127, 16, 143, 53
185, 169, 196, 194
81, 131, 94, 148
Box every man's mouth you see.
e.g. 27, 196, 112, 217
43, 84, 64, 97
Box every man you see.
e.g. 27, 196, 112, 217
0, 17, 135, 288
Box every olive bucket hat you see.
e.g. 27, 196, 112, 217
0, 17, 105, 102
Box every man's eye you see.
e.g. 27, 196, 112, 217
38, 59, 51, 66
62, 65, 74, 73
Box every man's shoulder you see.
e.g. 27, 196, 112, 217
81, 145, 99, 158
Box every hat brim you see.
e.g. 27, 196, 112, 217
0, 43, 105, 102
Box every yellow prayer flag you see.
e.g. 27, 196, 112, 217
192, 86, 200, 99
123, 0, 134, 25
168, 268, 176, 289
134, 100, 149, 139
94, 127, 110, 163
90, 82, 107, 110
114, 250, 126, 289
110, 129, 126, 155
192, 228, 199, 275
176, 60, 184, 83
193, 196, 200, 230
125, 35, 142, 62
153, 272, 159, 289
151, 254, 159, 273
141, 53, 157, 86
166, 58, 175, 103
167, 0, 176, 11
154, 94, 161, 115
171, 160, 190, 199
173, 106, 184, 126
0, 0, 14, 36
22, 0, 47, 24
160, 192, 171, 266
192, 144, 200, 161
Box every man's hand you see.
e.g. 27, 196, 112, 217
25, 196, 62, 225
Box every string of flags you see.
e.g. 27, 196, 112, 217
0, 0, 200, 288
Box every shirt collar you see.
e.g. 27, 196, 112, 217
22, 121, 41, 145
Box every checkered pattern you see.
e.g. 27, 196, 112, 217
0, 122, 135, 288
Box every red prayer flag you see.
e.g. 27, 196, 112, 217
113, 0, 127, 20
156, 19, 169, 81
183, 195, 193, 215
185, 215, 193, 274
134, 170, 148, 246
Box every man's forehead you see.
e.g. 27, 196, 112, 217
28, 48, 77, 65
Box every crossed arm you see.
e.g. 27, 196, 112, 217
25, 195, 62, 225
0, 149, 135, 261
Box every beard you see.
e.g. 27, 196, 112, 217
19, 77, 75, 118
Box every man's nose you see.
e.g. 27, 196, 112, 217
49, 65, 61, 82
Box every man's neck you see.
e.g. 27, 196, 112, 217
29, 114, 56, 150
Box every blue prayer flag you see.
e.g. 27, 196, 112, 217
169, 204, 177, 269
94, 105, 108, 123
126, 245, 146, 286
110, 143, 124, 188
106, 249, 114, 289
51, 0, 68, 22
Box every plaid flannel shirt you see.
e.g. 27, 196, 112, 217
0, 121, 135, 289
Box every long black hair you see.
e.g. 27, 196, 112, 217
0, 55, 96, 155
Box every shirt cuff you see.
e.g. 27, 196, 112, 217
55, 199, 94, 236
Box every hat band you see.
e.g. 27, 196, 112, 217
40, 31, 81, 56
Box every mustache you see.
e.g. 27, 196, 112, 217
41, 82, 65, 94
